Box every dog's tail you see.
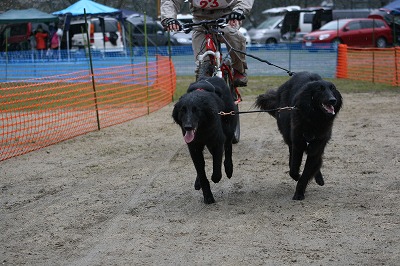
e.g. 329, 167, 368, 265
255, 90, 279, 118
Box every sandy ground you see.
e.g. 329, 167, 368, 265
1, 91, 399, 265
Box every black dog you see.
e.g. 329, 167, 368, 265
172, 76, 237, 204
255, 72, 342, 200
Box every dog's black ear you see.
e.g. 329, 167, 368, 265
330, 84, 343, 114
293, 83, 314, 112
172, 100, 182, 123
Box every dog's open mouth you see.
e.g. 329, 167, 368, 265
322, 104, 335, 115
184, 129, 196, 143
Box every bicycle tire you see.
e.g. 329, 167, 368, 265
222, 67, 240, 144
196, 60, 214, 81
232, 103, 240, 144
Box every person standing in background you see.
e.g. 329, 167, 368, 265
35, 24, 48, 59
49, 24, 63, 59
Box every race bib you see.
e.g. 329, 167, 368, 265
192, 0, 231, 9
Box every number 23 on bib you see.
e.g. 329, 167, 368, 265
193, 0, 231, 9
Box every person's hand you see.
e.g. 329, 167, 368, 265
161, 18, 182, 31
227, 19, 241, 29
226, 10, 245, 29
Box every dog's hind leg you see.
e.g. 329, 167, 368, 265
224, 141, 233, 179
189, 145, 215, 204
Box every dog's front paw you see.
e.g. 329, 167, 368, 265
315, 171, 324, 186
204, 195, 216, 204
290, 171, 300, 181
194, 177, 201, 190
211, 172, 222, 183
292, 193, 305, 200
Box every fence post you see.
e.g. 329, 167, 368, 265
167, 32, 174, 102
84, 9, 101, 130
336, 44, 348, 79
144, 13, 150, 115
169, 57, 175, 102
394, 47, 399, 86
372, 49, 375, 84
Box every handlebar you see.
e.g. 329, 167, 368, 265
181, 18, 227, 34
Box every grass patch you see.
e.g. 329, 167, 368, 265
174, 75, 400, 100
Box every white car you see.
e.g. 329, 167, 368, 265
248, 15, 284, 45
239, 27, 251, 45
70, 17, 124, 53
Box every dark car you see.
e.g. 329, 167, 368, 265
303, 18, 393, 48
125, 15, 177, 46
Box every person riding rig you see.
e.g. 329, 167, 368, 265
161, 0, 254, 87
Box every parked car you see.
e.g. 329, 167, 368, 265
369, 10, 400, 44
280, 8, 333, 42
0, 22, 49, 52
69, 17, 124, 53
248, 15, 284, 45
239, 27, 251, 45
175, 14, 194, 46
125, 15, 178, 46
303, 18, 393, 49
169, 30, 192, 46
177, 13, 193, 24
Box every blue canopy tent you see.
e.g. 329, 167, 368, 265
53, 0, 120, 16
383, 0, 400, 15
53, 0, 125, 57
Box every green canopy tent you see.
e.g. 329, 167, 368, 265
0, 8, 58, 24
0, 8, 58, 61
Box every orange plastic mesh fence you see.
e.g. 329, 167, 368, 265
336, 44, 400, 86
0, 56, 176, 161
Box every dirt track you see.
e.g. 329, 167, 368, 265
1, 92, 399, 265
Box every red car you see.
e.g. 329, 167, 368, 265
0, 23, 50, 52
303, 18, 393, 49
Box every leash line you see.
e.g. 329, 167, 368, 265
218, 106, 297, 116
231, 47, 295, 76
218, 33, 295, 76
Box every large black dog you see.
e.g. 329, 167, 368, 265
172, 76, 237, 204
255, 72, 342, 200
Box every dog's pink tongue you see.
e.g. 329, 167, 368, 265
184, 130, 195, 143
323, 104, 335, 115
